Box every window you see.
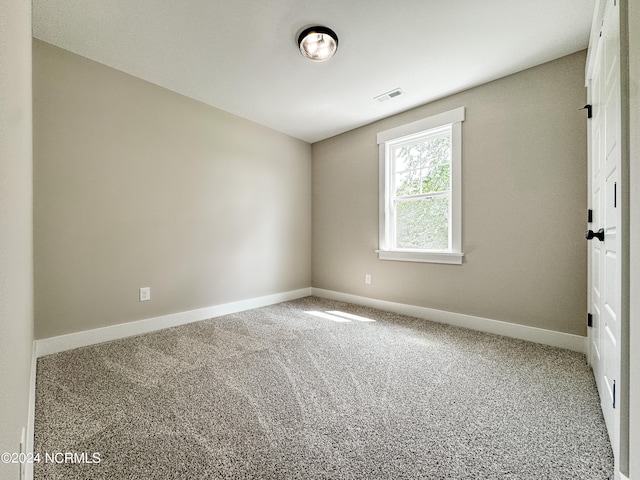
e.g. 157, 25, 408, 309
377, 107, 464, 264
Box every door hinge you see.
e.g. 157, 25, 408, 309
588, 209, 593, 223
588, 313, 593, 327
581, 104, 593, 118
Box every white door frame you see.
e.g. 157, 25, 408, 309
626, 0, 639, 476
585, 0, 631, 477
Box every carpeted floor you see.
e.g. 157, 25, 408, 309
34, 296, 614, 479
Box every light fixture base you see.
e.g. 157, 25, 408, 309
297, 26, 338, 62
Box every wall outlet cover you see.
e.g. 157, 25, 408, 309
139, 287, 151, 302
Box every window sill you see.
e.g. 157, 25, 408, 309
376, 250, 464, 265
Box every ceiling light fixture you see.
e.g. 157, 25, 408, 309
298, 26, 338, 62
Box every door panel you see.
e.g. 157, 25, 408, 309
587, 0, 620, 463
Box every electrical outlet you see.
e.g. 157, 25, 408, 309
139, 287, 151, 302
365, 274, 372, 285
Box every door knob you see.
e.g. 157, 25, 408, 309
585, 228, 605, 241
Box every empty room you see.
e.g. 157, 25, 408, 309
1, 0, 639, 479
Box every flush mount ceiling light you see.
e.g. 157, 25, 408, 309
298, 26, 338, 62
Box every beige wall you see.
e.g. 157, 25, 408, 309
33, 40, 311, 339
312, 51, 588, 336
0, 0, 34, 476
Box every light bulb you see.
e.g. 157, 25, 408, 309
298, 26, 338, 62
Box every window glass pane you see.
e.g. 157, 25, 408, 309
419, 133, 451, 193
393, 133, 451, 197
421, 163, 450, 193
393, 145, 413, 173
393, 144, 420, 196
394, 168, 421, 196
395, 197, 449, 250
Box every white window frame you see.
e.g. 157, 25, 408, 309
377, 107, 465, 265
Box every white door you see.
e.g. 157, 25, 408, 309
587, 0, 621, 462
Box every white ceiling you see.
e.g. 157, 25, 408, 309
32, 0, 595, 143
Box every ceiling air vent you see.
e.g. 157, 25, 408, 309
374, 88, 405, 103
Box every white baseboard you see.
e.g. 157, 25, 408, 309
24, 343, 36, 480
35, 288, 312, 357
34, 286, 587, 356
312, 288, 587, 353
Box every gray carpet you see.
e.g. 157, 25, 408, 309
34, 296, 614, 479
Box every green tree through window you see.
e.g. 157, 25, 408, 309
392, 131, 451, 250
